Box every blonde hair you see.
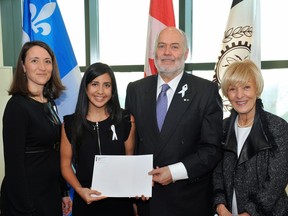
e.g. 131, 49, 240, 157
221, 59, 264, 98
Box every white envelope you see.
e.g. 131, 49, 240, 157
91, 154, 153, 197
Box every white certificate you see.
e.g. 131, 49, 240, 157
91, 154, 153, 197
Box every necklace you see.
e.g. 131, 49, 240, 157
31, 95, 46, 103
237, 118, 254, 128
92, 122, 97, 130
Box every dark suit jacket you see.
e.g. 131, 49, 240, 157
125, 72, 223, 216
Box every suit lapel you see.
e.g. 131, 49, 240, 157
238, 114, 271, 165
142, 76, 159, 138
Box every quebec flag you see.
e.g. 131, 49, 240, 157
22, 0, 82, 121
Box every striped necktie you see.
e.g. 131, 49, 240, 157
156, 84, 170, 131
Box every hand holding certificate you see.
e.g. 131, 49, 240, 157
91, 154, 153, 197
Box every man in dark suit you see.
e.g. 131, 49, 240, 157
125, 27, 223, 216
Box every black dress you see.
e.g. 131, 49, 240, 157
63, 110, 134, 216
0, 94, 68, 216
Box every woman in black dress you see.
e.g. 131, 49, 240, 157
0, 41, 72, 216
60, 62, 135, 215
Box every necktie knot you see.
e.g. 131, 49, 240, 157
156, 84, 170, 131
161, 84, 170, 93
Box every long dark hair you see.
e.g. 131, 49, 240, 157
9, 40, 65, 99
71, 62, 122, 154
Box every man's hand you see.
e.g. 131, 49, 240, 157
149, 166, 173, 185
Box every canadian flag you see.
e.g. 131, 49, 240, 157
144, 0, 176, 77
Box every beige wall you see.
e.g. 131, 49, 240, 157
0, 7, 3, 66
0, 11, 5, 183
0, 67, 12, 183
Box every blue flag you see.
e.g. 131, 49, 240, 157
22, 0, 81, 120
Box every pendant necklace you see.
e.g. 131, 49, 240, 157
237, 118, 254, 128
92, 122, 97, 130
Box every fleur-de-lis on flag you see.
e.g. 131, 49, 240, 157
29, 3, 56, 35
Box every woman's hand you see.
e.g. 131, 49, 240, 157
135, 195, 150, 201
216, 204, 232, 216
77, 187, 107, 204
62, 196, 72, 215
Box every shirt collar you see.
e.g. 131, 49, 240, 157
157, 71, 184, 92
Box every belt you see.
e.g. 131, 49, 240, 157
25, 142, 60, 153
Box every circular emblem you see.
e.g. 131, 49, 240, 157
214, 41, 251, 84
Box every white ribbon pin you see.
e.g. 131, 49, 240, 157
110, 125, 118, 140
178, 84, 188, 98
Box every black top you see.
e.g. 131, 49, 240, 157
1, 94, 68, 216
63, 110, 134, 215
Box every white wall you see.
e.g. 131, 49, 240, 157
0, 67, 12, 183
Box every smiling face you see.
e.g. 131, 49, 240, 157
154, 27, 189, 80
22, 45, 53, 92
221, 60, 264, 121
86, 73, 112, 111
227, 77, 257, 119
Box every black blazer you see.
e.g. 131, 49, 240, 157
125, 72, 223, 216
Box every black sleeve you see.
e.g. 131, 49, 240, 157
121, 109, 132, 142
2, 97, 36, 215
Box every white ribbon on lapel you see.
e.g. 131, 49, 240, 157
110, 124, 118, 140
178, 84, 188, 98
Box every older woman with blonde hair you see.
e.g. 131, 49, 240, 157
213, 59, 288, 216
